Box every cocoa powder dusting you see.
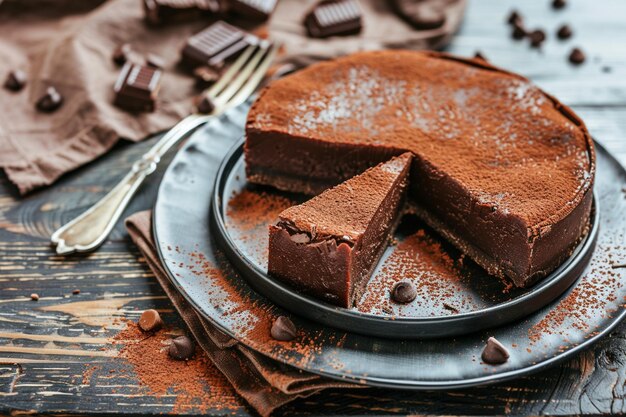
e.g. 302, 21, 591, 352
113, 321, 241, 414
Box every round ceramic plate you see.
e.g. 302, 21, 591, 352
210, 139, 599, 339
153, 104, 626, 389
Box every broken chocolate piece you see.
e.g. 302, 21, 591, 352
112, 43, 132, 66
568, 47, 585, 65
4, 70, 27, 91
270, 316, 297, 341
113, 62, 162, 112
143, 0, 221, 25
557, 24, 572, 40
36, 86, 63, 112
481, 337, 510, 364
389, 0, 446, 30
138, 309, 164, 332
229, 0, 276, 21
305, 0, 363, 38
181, 21, 253, 69
168, 335, 195, 360
391, 281, 417, 304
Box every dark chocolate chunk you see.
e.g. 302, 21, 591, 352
146, 53, 165, 69
390, 0, 445, 30
390, 281, 417, 304
270, 316, 297, 341
30, 293, 39, 301
138, 309, 164, 332
529, 29, 546, 48
36, 86, 63, 112
72, 289, 81, 295
481, 337, 510, 365
193, 66, 220, 86
506, 10, 522, 26
568, 47, 585, 65
195, 94, 215, 114
113, 62, 162, 112
113, 43, 132, 66
4, 70, 27, 91
168, 335, 195, 360
511, 24, 526, 40
181, 21, 253, 69
552, 0, 566, 9
556, 24, 572, 40
143, 0, 221, 25
474, 51, 488, 62
229, 0, 276, 21
305, 0, 363, 38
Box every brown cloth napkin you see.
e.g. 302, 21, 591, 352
125, 210, 359, 417
0, 0, 465, 194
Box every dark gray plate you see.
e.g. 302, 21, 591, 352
153, 104, 626, 389
211, 139, 599, 339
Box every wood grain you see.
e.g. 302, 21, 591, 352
1, 0, 626, 415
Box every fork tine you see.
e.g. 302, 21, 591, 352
207, 43, 257, 99
212, 42, 271, 108
222, 43, 279, 112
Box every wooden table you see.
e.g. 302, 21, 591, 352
2, 0, 626, 415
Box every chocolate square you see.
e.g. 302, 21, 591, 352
113, 62, 162, 112
305, 0, 362, 38
143, 0, 221, 25
229, 0, 277, 21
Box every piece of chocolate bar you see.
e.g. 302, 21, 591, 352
143, 0, 221, 25
305, 0, 362, 38
113, 62, 162, 112
181, 21, 255, 69
229, 0, 277, 21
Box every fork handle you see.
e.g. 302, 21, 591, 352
51, 156, 158, 255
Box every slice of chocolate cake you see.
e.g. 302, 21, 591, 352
246, 50, 595, 288
268, 153, 413, 308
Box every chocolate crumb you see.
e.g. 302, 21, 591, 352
443, 303, 459, 313
36, 86, 63, 112
552, 0, 566, 9
4, 70, 27, 91
113, 43, 132, 66
529, 29, 546, 48
72, 289, 81, 295
506, 10, 522, 26
168, 335, 195, 360
390, 281, 417, 304
481, 337, 510, 364
195, 95, 215, 114
30, 293, 39, 301
270, 316, 296, 341
557, 24, 573, 40
138, 309, 164, 332
569, 47, 586, 65
474, 51, 488, 62
511, 24, 527, 40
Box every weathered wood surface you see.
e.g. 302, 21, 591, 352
2, 0, 626, 415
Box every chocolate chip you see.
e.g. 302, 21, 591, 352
195, 95, 215, 114
557, 24, 572, 40
72, 289, 81, 295
138, 309, 164, 332
511, 24, 526, 40
270, 316, 297, 341
146, 53, 165, 69
193, 66, 220, 87
390, 0, 446, 30
474, 51, 488, 62
168, 335, 195, 360
36, 87, 63, 112
552, 0, 566, 9
391, 281, 417, 304
529, 29, 546, 48
506, 10, 522, 26
113, 43, 132, 66
569, 47, 585, 65
481, 337, 510, 364
30, 293, 39, 301
4, 70, 27, 91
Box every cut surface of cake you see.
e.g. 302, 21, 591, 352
247, 50, 595, 288
268, 153, 413, 308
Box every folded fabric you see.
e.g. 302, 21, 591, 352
0, 0, 465, 194
125, 210, 358, 416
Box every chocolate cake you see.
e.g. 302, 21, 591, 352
246, 50, 595, 288
268, 153, 413, 307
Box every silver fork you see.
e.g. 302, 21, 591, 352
51, 42, 278, 255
